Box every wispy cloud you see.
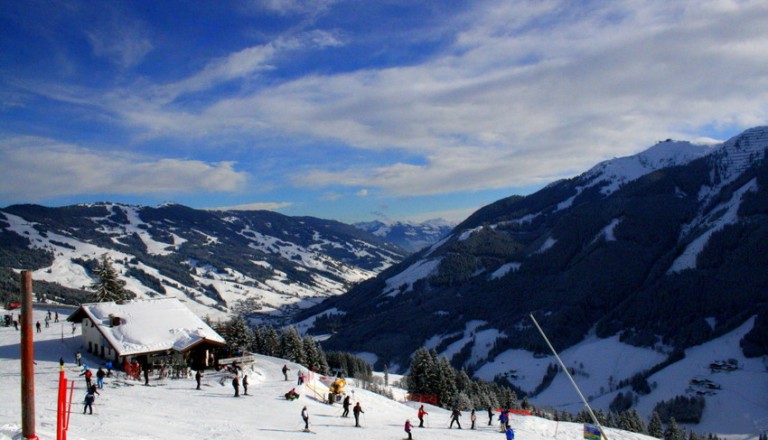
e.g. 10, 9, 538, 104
207, 201, 293, 211
0, 137, 248, 200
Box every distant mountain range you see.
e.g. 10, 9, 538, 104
354, 219, 456, 253
297, 126, 768, 429
0, 204, 409, 321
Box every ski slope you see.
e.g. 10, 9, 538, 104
0, 308, 662, 440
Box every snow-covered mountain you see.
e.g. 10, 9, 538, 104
355, 218, 456, 253
298, 126, 768, 436
0, 203, 407, 321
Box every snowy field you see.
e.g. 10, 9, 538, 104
0, 308, 660, 440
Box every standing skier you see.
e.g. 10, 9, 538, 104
301, 406, 310, 432
353, 402, 364, 427
96, 367, 106, 389
83, 390, 95, 415
470, 409, 477, 429
242, 375, 249, 395
488, 406, 494, 425
195, 370, 202, 390
282, 364, 290, 381
404, 419, 414, 440
342, 395, 351, 417
449, 408, 462, 429
232, 375, 240, 397
417, 404, 428, 427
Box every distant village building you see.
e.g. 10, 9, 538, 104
67, 298, 226, 370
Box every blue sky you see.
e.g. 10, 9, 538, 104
1, 0, 767, 223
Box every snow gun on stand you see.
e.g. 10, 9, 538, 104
320, 377, 346, 404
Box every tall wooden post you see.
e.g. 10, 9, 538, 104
20, 270, 38, 440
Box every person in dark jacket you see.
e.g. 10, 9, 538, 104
232, 375, 240, 397
353, 402, 364, 427
195, 370, 203, 390
242, 375, 249, 395
449, 408, 462, 429
470, 409, 477, 429
96, 368, 106, 389
342, 395, 351, 417
83, 391, 95, 414
282, 364, 290, 381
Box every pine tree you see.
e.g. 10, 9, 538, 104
223, 315, 253, 354
408, 347, 437, 396
665, 417, 685, 440
279, 327, 306, 365
436, 356, 458, 407
648, 411, 664, 438
90, 254, 130, 303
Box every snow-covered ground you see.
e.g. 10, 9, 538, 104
1, 308, 658, 440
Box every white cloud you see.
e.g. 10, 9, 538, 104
0, 137, 248, 201
356, 189, 368, 197
207, 202, 293, 211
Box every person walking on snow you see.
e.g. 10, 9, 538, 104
243, 375, 249, 395
488, 407, 494, 426
75, 351, 81, 366
353, 402, 364, 427
471, 409, 477, 429
96, 367, 106, 389
83, 390, 95, 415
404, 419, 414, 439
282, 364, 290, 381
195, 370, 202, 390
450, 408, 462, 429
232, 375, 240, 397
36, 321, 41, 333
301, 406, 310, 432
342, 395, 351, 417
417, 405, 428, 427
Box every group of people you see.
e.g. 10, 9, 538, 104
73, 360, 107, 415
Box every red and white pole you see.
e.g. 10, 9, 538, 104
20, 270, 38, 440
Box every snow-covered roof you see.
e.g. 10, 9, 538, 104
69, 298, 226, 356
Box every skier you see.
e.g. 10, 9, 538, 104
36, 321, 41, 333
143, 365, 150, 386
96, 367, 106, 389
499, 409, 509, 432
342, 395, 351, 417
417, 404, 428, 427
404, 419, 414, 440
75, 351, 81, 367
301, 406, 310, 432
352, 402, 364, 427
83, 390, 95, 415
232, 375, 240, 397
195, 370, 202, 390
506, 425, 515, 440
105, 361, 113, 377
243, 375, 249, 395
449, 408, 462, 429
297, 370, 304, 385
44, 316, 50, 328
471, 409, 477, 429
282, 364, 290, 381
54, 311, 59, 323
488, 407, 494, 426
80, 368, 93, 388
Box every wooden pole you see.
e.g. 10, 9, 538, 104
20, 270, 38, 440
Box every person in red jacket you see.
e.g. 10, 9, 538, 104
417, 405, 428, 427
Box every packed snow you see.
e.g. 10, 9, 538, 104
1, 307, 662, 440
